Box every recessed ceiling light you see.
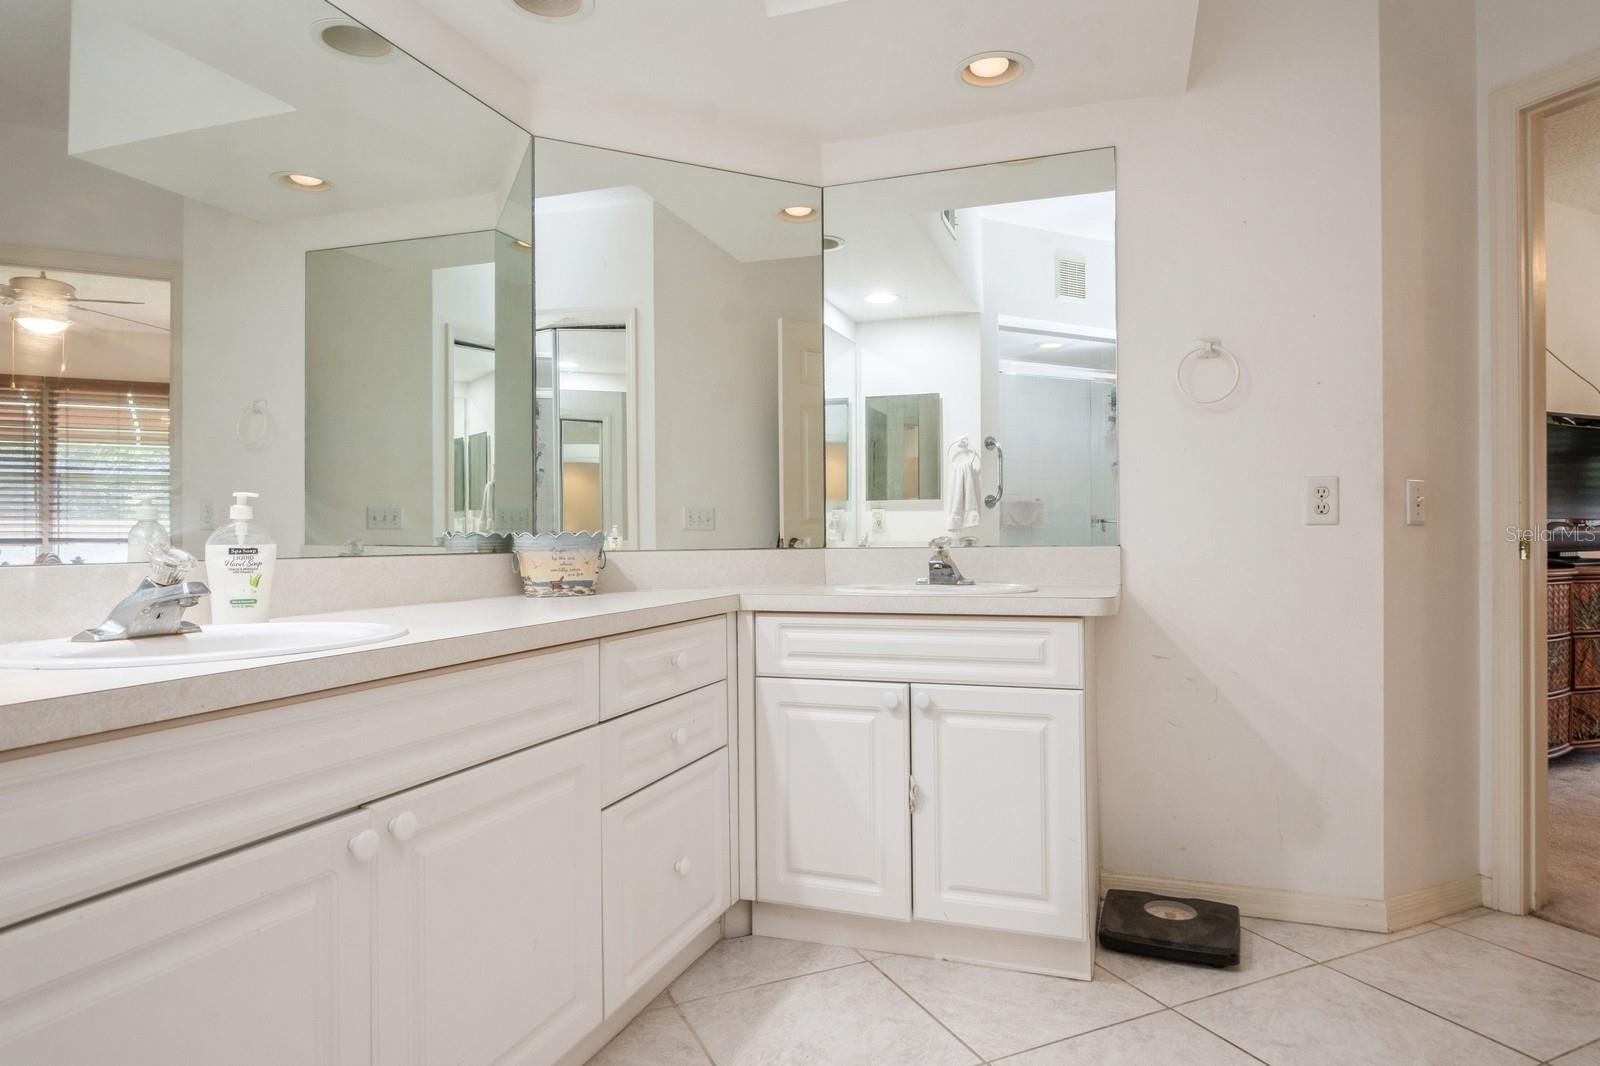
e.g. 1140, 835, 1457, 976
274, 171, 332, 192
958, 51, 1031, 87
822, 234, 845, 251
864, 292, 899, 305
14, 312, 69, 336
778, 205, 818, 222
313, 19, 392, 59
1037, 341, 1064, 350
510, 0, 595, 21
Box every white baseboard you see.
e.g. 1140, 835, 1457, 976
1385, 876, 1488, 931
1102, 870, 1493, 933
1101, 870, 1388, 931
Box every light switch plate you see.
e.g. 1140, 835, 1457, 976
1303, 476, 1339, 525
365, 505, 403, 531
1405, 479, 1426, 525
682, 506, 716, 532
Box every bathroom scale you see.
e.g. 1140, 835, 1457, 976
1097, 889, 1240, 968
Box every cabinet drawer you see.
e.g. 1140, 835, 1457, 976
600, 616, 727, 719
602, 750, 730, 1015
0, 642, 599, 929
601, 681, 728, 805
756, 615, 1082, 689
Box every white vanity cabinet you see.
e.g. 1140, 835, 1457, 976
756, 677, 911, 920
0, 810, 375, 1065
368, 731, 603, 1066
752, 614, 1095, 977
0, 613, 735, 1066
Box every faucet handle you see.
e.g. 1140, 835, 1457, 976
929, 536, 953, 549
146, 543, 197, 587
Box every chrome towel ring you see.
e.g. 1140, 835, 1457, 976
1177, 338, 1241, 405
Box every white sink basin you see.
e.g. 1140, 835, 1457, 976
836, 582, 1038, 596
0, 621, 409, 670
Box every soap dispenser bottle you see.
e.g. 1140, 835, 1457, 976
126, 498, 170, 563
204, 491, 277, 624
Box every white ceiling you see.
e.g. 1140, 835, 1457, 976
2, 0, 530, 227
1547, 96, 1600, 216
535, 139, 819, 263
408, 0, 1199, 147
1, 264, 171, 333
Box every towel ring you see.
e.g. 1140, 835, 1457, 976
946, 435, 975, 461
1176, 338, 1241, 406
236, 399, 270, 447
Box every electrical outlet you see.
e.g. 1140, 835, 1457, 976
495, 507, 530, 531
365, 505, 403, 531
200, 498, 215, 528
682, 506, 716, 532
1405, 479, 1426, 526
1303, 476, 1339, 525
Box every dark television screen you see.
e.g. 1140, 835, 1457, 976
1548, 413, 1600, 522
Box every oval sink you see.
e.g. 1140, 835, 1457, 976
0, 621, 409, 670
835, 582, 1038, 595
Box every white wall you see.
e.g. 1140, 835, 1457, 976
825, 0, 1393, 900
179, 201, 305, 554
1378, 0, 1480, 901
651, 204, 819, 549
1545, 201, 1600, 417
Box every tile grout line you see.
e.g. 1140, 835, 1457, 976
987, 1006, 1271, 1066
669, 1001, 720, 1066
1238, 920, 1442, 964
668, 957, 870, 1007
865, 957, 990, 1064
1319, 958, 1551, 1062
1443, 921, 1600, 987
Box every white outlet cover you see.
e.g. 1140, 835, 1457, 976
1405, 479, 1426, 525
1303, 476, 1339, 525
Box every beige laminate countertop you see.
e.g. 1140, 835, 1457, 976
0, 583, 1118, 754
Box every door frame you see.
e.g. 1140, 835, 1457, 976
1486, 50, 1600, 914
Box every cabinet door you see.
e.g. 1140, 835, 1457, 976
912, 684, 1086, 938
602, 750, 731, 1014
0, 811, 373, 1065
369, 731, 603, 1066
756, 677, 910, 920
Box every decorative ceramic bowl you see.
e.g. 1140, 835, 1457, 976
511, 531, 606, 596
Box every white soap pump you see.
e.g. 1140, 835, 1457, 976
126, 498, 170, 563
204, 491, 277, 624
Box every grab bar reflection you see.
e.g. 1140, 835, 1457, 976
984, 435, 1004, 508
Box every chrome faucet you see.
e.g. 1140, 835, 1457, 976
923, 537, 973, 586
74, 544, 210, 642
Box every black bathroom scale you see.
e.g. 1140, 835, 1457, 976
1097, 889, 1240, 968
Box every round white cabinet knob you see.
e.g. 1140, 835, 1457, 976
669, 727, 690, 746
880, 690, 900, 711
913, 692, 932, 712
669, 652, 688, 670
673, 857, 692, 878
347, 829, 380, 863
388, 811, 418, 842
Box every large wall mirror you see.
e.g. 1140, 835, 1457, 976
822, 149, 1118, 547
532, 138, 822, 550
0, 0, 1112, 567
0, 0, 529, 565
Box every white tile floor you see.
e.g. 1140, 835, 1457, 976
586, 909, 1600, 1065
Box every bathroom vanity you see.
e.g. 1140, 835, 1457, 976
0, 586, 1114, 1064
